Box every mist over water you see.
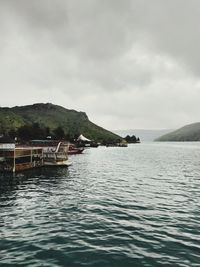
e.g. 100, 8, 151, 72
0, 143, 200, 267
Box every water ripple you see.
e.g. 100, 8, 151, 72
0, 143, 200, 266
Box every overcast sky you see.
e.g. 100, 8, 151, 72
1, 0, 200, 130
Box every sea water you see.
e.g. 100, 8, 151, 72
0, 142, 200, 266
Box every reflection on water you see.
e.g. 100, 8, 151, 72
0, 143, 200, 267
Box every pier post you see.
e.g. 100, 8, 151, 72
13, 148, 15, 173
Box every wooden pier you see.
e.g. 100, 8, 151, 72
0, 143, 43, 173
0, 140, 71, 172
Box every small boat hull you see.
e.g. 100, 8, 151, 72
68, 147, 84, 155
44, 159, 72, 167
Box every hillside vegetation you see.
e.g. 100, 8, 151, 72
0, 103, 121, 142
156, 122, 200, 141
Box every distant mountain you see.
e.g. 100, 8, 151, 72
156, 122, 200, 141
0, 103, 120, 142
114, 129, 173, 142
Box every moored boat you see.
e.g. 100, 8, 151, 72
43, 157, 72, 167
30, 140, 72, 167
68, 144, 84, 155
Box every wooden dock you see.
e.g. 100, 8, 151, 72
0, 143, 43, 172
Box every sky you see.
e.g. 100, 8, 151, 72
1, 0, 200, 131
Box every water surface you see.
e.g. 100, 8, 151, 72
0, 142, 200, 266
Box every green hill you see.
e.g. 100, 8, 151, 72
156, 122, 200, 141
0, 103, 121, 142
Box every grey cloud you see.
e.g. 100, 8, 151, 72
2, 0, 135, 59
0, 0, 200, 129
3, 0, 68, 30
2, 0, 200, 69
131, 0, 200, 74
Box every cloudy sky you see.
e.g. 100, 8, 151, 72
1, 0, 200, 130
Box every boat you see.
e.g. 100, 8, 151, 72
30, 140, 72, 167
43, 145, 72, 167
68, 144, 84, 155
43, 157, 72, 167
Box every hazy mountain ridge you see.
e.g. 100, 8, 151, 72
114, 129, 173, 142
156, 122, 200, 141
0, 103, 120, 142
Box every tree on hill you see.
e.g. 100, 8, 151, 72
125, 134, 140, 143
44, 127, 51, 137
0, 103, 121, 143
53, 126, 65, 140
17, 125, 34, 141
32, 123, 46, 139
17, 123, 49, 141
8, 128, 17, 139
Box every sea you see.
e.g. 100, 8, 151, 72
0, 142, 200, 267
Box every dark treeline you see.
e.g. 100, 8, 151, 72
101, 138, 123, 146
5, 123, 77, 142
124, 135, 140, 143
